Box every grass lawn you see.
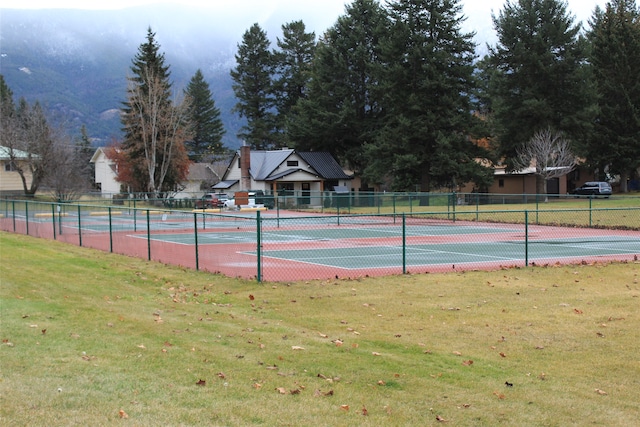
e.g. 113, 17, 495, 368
1, 231, 639, 426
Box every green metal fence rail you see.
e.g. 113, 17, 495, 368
2, 194, 639, 282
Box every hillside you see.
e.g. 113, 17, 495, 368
0, 6, 253, 148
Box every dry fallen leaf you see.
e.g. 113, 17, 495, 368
372, 352, 381, 356
595, 388, 607, 395
276, 387, 287, 394
291, 346, 305, 351
340, 405, 350, 411
436, 415, 448, 422
118, 409, 129, 419
462, 360, 473, 366
249, 294, 255, 300
499, 352, 507, 358
253, 383, 262, 389
361, 406, 368, 416
196, 379, 206, 386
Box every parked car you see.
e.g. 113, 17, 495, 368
223, 190, 275, 209
570, 181, 612, 198
195, 193, 225, 209
249, 190, 275, 209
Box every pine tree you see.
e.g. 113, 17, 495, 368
0, 75, 15, 118
486, 0, 596, 184
288, 0, 387, 175
230, 23, 276, 150
587, 0, 640, 191
120, 27, 191, 196
364, 0, 492, 191
184, 69, 225, 161
271, 20, 316, 147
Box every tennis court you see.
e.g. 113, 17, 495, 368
4, 206, 639, 281
122, 218, 639, 278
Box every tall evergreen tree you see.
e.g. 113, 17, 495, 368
230, 23, 276, 150
184, 69, 225, 161
0, 75, 14, 119
120, 27, 191, 196
364, 0, 492, 191
271, 20, 316, 147
288, 0, 387, 176
486, 0, 596, 185
587, 0, 640, 191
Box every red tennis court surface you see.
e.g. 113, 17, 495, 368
4, 211, 638, 281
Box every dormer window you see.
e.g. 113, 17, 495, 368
287, 160, 298, 167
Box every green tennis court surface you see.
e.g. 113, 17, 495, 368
131, 224, 520, 245
130, 223, 639, 269
252, 236, 640, 269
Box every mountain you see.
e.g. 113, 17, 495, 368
0, 3, 502, 149
0, 5, 263, 148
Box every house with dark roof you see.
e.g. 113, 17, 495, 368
214, 146, 353, 205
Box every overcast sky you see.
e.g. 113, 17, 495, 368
1, 0, 609, 43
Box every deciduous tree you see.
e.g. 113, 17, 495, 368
1, 93, 53, 196
513, 127, 578, 200
120, 28, 191, 196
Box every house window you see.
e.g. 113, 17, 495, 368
4, 161, 18, 172
287, 160, 298, 167
498, 179, 504, 188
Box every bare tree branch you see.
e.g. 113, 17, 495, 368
514, 127, 578, 197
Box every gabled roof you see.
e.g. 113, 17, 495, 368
298, 151, 352, 180
249, 149, 295, 180
187, 163, 216, 181
0, 145, 31, 160
267, 168, 318, 181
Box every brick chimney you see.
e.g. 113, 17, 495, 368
240, 144, 251, 190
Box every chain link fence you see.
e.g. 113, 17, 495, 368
2, 194, 639, 282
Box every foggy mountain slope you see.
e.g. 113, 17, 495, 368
0, 5, 252, 147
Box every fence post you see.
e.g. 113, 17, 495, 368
146, 209, 151, 261
12, 200, 16, 231
51, 203, 57, 240
108, 206, 113, 253
525, 210, 529, 267
402, 213, 406, 274
77, 204, 82, 247
452, 192, 457, 223
25, 201, 29, 235
57, 203, 63, 236
256, 210, 262, 282
589, 196, 593, 227
193, 212, 199, 271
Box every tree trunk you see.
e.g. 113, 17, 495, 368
618, 171, 628, 193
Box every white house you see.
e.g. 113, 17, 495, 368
214, 146, 353, 198
90, 147, 122, 196
90, 147, 222, 198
